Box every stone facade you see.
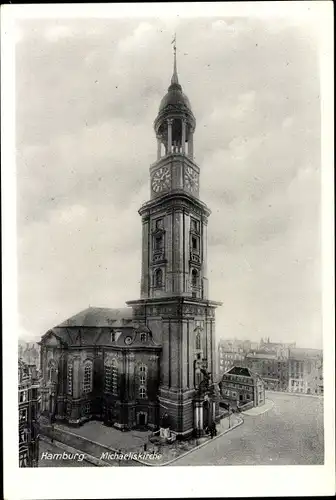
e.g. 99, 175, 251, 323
19, 360, 39, 467
39, 314, 161, 430
219, 366, 265, 408
39, 50, 221, 438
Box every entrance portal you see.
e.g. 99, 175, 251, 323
137, 411, 148, 427
203, 401, 210, 429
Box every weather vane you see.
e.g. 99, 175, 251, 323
172, 32, 177, 56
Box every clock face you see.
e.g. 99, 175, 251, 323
152, 167, 171, 193
184, 166, 199, 193
124, 336, 133, 345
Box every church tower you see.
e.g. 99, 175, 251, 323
128, 44, 221, 437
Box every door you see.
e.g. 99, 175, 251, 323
137, 411, 147, 427
203, 401, 209, 429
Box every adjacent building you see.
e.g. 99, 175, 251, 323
19, 341, 40, 367
219, 366, 265, 408
38, 49, 222, 438
222, 338, 323, 395
218, 339, 246, 376
288, 348, 323, 395
244, 348, 290, 392
19, 360, 40, 467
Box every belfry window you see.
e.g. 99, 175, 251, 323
154, 268, 163, 288
154, 234, 163, 251
155, 219, 164, 230
191, 269, 199, 287
191, 219, 199, 233
191, 234, 200, 252
83, 361, 93, 394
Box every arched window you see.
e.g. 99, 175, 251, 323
111, 359, 118, 396
83, 361, 93, 394
139, 387, 147, 399
67, 363, 73, 395
138, 364, 147, 399
191, 269, 198, 287
48, 360, 57, 383
154, 234, 163, 250
104, 359, 118, 396
195, 330, 201, 350
140, 333, 147, 343
154, 268, 163, 288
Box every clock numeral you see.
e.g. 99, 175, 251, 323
152, 167, 171, 193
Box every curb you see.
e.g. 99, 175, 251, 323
241, 399, 274, 417
266, 390, 323, 399
153, 416, 244, 467
47, 418, 244, 468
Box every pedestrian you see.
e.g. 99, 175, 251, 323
211, 421, 216, 437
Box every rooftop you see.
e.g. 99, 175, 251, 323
40, 307, 161, 349
57, 306, 133, 327
289, 348, 322, 360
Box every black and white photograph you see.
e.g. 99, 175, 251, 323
2, 2, 334, 499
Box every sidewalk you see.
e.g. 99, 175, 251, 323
57, 420, 151, 453
131, 413, 243, 466
266, 390, 323, 399
240, 398, 274, 416
53, 414, 243, 466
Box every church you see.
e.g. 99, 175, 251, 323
39, 47, 222, 438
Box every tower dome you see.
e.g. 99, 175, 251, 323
154, 43, 196, 158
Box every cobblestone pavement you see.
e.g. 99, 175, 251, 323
38, 439, 95, 467
171, 392, 324, 465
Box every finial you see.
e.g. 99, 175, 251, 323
170, 32, 180, 87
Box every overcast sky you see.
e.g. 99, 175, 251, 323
15, 15, 322, 348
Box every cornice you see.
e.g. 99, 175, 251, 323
138, 191, 211, 217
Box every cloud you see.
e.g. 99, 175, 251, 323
44, 24, 74, 42
15, 17, 321, 348
117, 22, 156, 52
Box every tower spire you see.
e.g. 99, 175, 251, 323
170, 33, 180, 87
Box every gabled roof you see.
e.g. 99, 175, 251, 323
222, 365, 264, 384
227, 366, 251, 377
57, 307, 132, 327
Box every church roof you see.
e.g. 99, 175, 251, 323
158, 88, 193, 114
57, 306, 133, 327
156, 44, 194, 119
40, 307, 161, 349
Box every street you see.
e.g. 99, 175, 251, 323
171, 392, 324, 465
